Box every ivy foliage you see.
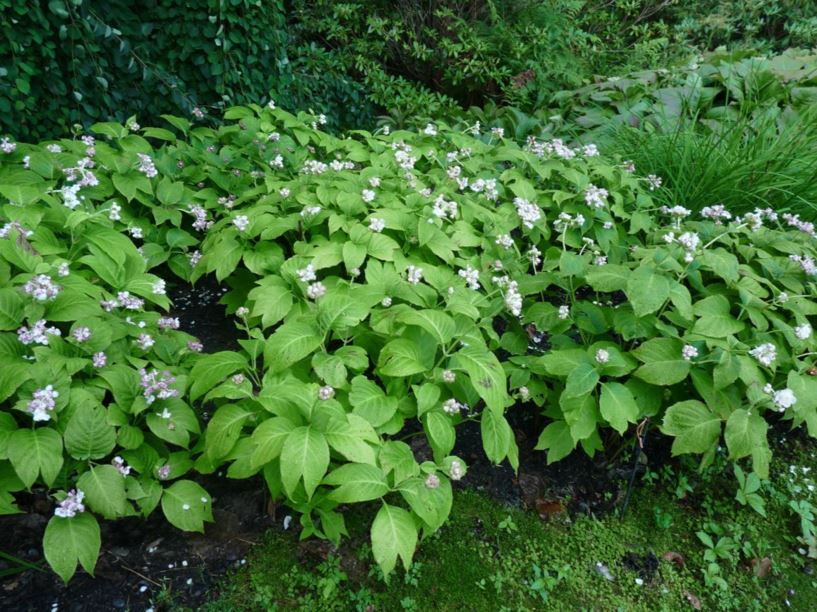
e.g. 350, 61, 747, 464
2, 103, 817, 582
0, 0, 374, 141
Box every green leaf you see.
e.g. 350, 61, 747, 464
371, 503, 417, 579
534, 420, 575, 464
626, 266, 671, 317
724, 409, 770, 479
280, 426, 329, 499
691, 295, 745, 337
323, 417, 377, 465
264, 322, 322, 374
247, 281, 292, 328
160, 480, 213, 532
585, 264, 629, 292
0, 361, 30, 403
43, 513, 101, 583
349, 376, 398, 427
205, 404, 251, 460
632, 338, 690, 385
564, 362, 599, 398
8, 428, 63, 488
64, 401, 116, 460
399, 476, 452, 531
189, 351, 246, 401
324, 463, 389, 503
451, 346, 509, 414
45, 290, 100, 322
398, 309, 456, 345
599, 382, 639, 434
76, 465, 128, 519
0, 288, 24, 330
251, 417, 296, 468
661, 400, 722, 456
481, 409, 512, 464
378, 338, 432, 377
424, 412, 455, 460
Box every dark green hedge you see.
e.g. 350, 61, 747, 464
0, 0, 374, 140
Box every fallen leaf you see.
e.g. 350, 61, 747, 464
684, 591, 702, 610
662, 551, 685, 568
535, 498, 565, 520
751, 556, 772, 578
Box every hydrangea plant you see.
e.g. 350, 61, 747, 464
1, 100, 816, 581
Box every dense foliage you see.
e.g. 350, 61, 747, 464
0, 0, 374, 141
2, 102, 817, 583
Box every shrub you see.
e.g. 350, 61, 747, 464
2, 104, 817, 583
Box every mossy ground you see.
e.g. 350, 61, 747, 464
173, 441, 817, 612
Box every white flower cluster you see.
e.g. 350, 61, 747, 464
763, 384, 797, 412
553, 212, 585, 232
136, 333, 155, 350
700, 204, 733, 224
660, 205, 691, 229
406, 265, 423, 285
0, 137, 16, 154
442, 369, 456, 383
738, 207, 777, 231
72, 326, 92, 342
361, 189, 376, 203
233, 215, 250, 232
458, 265, 480, 290
368, 217, 386, 233
469, 178, 499, 201
528, 246, 542, 267
442, 398, 462, 415
307, 281, 326, 300
595, 349, 610, 364
269, 154, 284, 169
23, 274, 62, 301
682, 344, 698, 361
319, 385, 335, 401
795, 323, 813, 340
301, 159, 329, 175
28, 385, 59, 421
495, 234, 514, 249
137, 153, 158, 178
584, 184, 609, 209
449, 460, 464, 481
297, 264, 316, 283
664, 231, 700, 263
329, 159, 355, 172
112, 456, 131, 477
514, 197, 542, 229
0, 221, 33, 239
188, 204, 213, 232
432, 195, 458, 220
790, 254, 817, 276
504, 280, 523, 317
558, 305, 570, 320
782, 213, 816, 238
750, 343, 777, 367
646, 174, 662, 190
300, 205, 322, 218
55, 489, 85, 518
18, 320, 61, 345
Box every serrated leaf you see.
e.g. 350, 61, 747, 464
160, 480, 213, 532
626, 266, 671, 317
64, 401, 116, 460
205, 404, 251, 460
76, 465, 128, 519
371, 503, 417, 579
662, 400, 721, 456
324, 463, 389, 503
599, 382, 639, 434
8, 428, 63, 488
43, 513, 100, 583
632, 338, 690, 385
451, 346, 509, 414
189, 351, 247, 401
280, 426, 329, 499
264, 322, 322, 374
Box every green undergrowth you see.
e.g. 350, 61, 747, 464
189, 443, 817, 612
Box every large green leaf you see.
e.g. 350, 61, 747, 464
64, 401, 116, 460
0, 288, 24, 330
626, 265, 671, 317
424, 412, 455, 460
398, 309, 456, 345
481, 409, 512, 465
564, 362, 600, 398
632, 338, 690, 385
661, 400, 721, 456
323, 416, 377, 465
160, 480, 213, 532
247, 281, 293, 328
398, 476, 452, 531
324, 463, 389, 503
599, 382, 639, 434
535, 420, 576, 464
189, 351, 247, 401
724, 409, 770, 479
204, 404, 252, 460
76, 465, 128, 519
264, 322, 322, 374
0, 361, 30, 402
8, 428, 63, 488
43, 513, 101, 583
349, 376, 398, 427
378, 338, 432, 377
451, 346, 509, 414
251, 417, 296, 468
371, 503, 417, 578
280, 426, 329, 499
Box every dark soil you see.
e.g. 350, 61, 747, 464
0, 478, 273, 612
0, 282, 671, 611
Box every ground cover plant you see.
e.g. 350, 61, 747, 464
1, 100, 817, 589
